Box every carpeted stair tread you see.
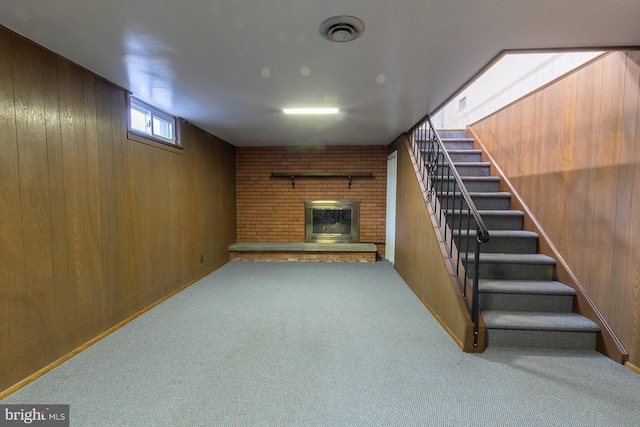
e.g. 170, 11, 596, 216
461, 252, 554, 281
478, 279, 576, 295
439, 163, 490, 177
440, 192, 510, 199
421, 149, 483, 155
432, 149, 483, 162
441, 192, 511, 210
482, 311, 600, 332
443, 149, 483, 155
452, 162, 491, 167
416, 136, 474, 143
468, 192, 512, 199
446, 209, 524, 230
436, 129, 467, 138
453, 229, 538, 254
460, 176, 501, 183
442, 176, 501, 192
446, 209, 523, 217
440, 137, 475, 143
453, 229, 538, 239
469, 192, 511, 208
440, 139, 475, 150
479, 209, 523, 216
463, 252, 556, 265
444, 176, 501, 185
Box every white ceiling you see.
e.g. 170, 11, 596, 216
1, 1, 639, 147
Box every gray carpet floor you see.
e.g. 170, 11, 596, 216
3, 261, 640, 426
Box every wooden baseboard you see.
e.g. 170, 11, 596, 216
625, 361, 640, 374
0, 260, 228, 400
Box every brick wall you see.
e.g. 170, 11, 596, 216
236, 146, 387, 256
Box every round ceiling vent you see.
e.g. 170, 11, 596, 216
320, 16, 365, 43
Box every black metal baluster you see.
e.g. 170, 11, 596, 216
456, 187, 464, 278
406, 116, 489, 350
473, 230, 481, 347
464, 207, 472, 296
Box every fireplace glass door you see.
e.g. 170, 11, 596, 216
305, 201, 360, 243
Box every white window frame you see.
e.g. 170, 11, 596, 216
128, 96, 179, 147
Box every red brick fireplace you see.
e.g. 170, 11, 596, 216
235, 146, 387, 258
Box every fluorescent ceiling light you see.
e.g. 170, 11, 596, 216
283, 108, 339, 115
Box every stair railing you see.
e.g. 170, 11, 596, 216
407, 115, 489, 347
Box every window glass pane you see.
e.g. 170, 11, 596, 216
129, 97, 177, 145
153, 116, 173, 140
130, 108, 149, 133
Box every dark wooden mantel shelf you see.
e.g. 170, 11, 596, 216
271, 172, 373, 189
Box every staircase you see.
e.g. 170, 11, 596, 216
435, 129, 600, 350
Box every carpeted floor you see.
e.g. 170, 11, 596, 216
3, 261, 639, 426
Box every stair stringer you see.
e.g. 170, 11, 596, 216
467, 126, 628, 364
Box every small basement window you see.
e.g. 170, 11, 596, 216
128, 96, 179, 147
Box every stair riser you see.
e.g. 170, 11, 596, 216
455, 235, 537, 254
439, 152, 482, 162
440, 194, 510, 210
446, 213, 523, 230
442, 141, 475, 150
479, 293, 574, 312
486, 329, 597, 350
439, 180, 501, 193
438, 130, 467, 138
466, 261, 554, 281
438, 165, 489, 177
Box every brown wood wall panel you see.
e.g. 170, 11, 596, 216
0, 26, 237, 393
0, 29, 22, 386
557, 73, 578, 254
168, 133, 191, 288
109, 89, 129, 325
133, 144, 155, 304
606, 53, 635, 335
623, 51, 640, 355
42, 49, 74, 358
122, 137, 138, 315
12, 36, 56, 374
544, 83, 564, 241
193, 125, 237, 276
94, 79, 117, 326
83, 73, 108, 334
59, 58, 95, 344
471, 51, 640, 366
390, 136, 472, 350
566, 60, 602, 292
590, 54, 625, 319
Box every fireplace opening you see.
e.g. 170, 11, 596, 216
305, 201, 360, 243
313, 208, 351, 235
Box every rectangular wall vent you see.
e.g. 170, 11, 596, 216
458, 96, 467, 111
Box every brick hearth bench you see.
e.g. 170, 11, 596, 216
228, 242, 378, 263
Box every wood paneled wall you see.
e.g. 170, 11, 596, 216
0, 27, 236, 392
470, 50, 640, 366
390, 135, 479, 352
